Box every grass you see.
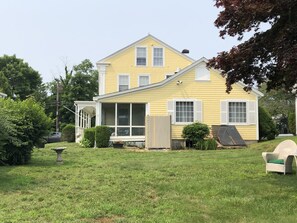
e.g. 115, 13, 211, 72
1, 137, 297, 222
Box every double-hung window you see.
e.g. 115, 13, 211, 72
228, 102, 247, 123
118, 75, 129, 92
176, 101, 194, 123
168, 100, 202, 124
138, 75, 150, 87
136, 47, 147, 66
153, 47, 164, 66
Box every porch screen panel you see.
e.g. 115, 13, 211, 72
132, 104, 145, 125
117, 103, 130, 125
102, 103, 115, 125
117, 103, 130, 136
132, 103, 145, 136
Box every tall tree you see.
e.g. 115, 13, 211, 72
0, 55, 42, 99
46, 59, 98, 126
208, 1, 297, 93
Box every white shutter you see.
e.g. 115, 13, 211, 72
167, 100, 175, 124
248, 101, 256, 124
221, 100, 228, 124
194, 100, 202, 122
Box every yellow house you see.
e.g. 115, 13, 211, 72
75, 35, 263, 148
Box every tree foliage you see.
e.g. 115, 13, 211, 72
0, 55, 42, 99
259, 83, 295, 133
46, 59, 98, 125
259, 106, 278, 140
259, 84, 295, 118
208, 1, 297, 93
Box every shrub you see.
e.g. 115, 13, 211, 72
204, 138, 217, 150
62, 124, 75, 142
259, 106, 278, 140
95, 126, 111, 148
0, 98, 51, 165
194, 139, 217, 150
288, 112, 296, 134
82, 127, 96, 148
182, 122, 210, 147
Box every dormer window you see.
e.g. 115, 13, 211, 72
136, 47, 147, 66
153, 47, 164, 66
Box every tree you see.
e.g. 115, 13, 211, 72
259, 106, 278, 140
259, 84, 295, 133
0, 55, 42, 99
46, 59, 98, 125
208, 1, 297, 93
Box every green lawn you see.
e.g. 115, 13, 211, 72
1, 137, 297, 223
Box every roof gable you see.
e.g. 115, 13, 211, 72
97, 34, 195, 65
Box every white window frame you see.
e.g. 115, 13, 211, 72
175, 100, 195, 124
138, 74, 150, 87
228, 101, 247, 124
152, 47, 164, 67
195, 64, 210, 81
221, 100, 250, 125
118, 74, 130, 92
135, 46, 147, 66
102, 103, 147, 139
167, 99, 202, 125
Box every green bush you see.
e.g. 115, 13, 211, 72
288, 112, 296, 134
259, 106, 278, 140
182, 122, 210, 147
82, 127, 96, 148
0, 98, 51, 165
62, 124, 75, 142
95, 126, 111, 148
204, 138, 217, 150
194, 139, 217, 150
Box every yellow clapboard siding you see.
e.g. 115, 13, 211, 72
100, 63, 259, 141
103, 36, 192, 94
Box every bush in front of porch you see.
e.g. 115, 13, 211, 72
95, 126, 112, 148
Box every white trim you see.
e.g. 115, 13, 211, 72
146, 103, 150, 116
110, 136, 145, 142
152, 46, 164, 67
135, 46, 148, 67
138, 74, 150, 87
96, 102, 101, 126
117, 74, 130, 91
227, 100, 249, 125
173, 99, 201, 124
97, 64, 108, 95
256, 97, 259, 140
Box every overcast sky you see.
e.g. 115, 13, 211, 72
0, 0, 243, 83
